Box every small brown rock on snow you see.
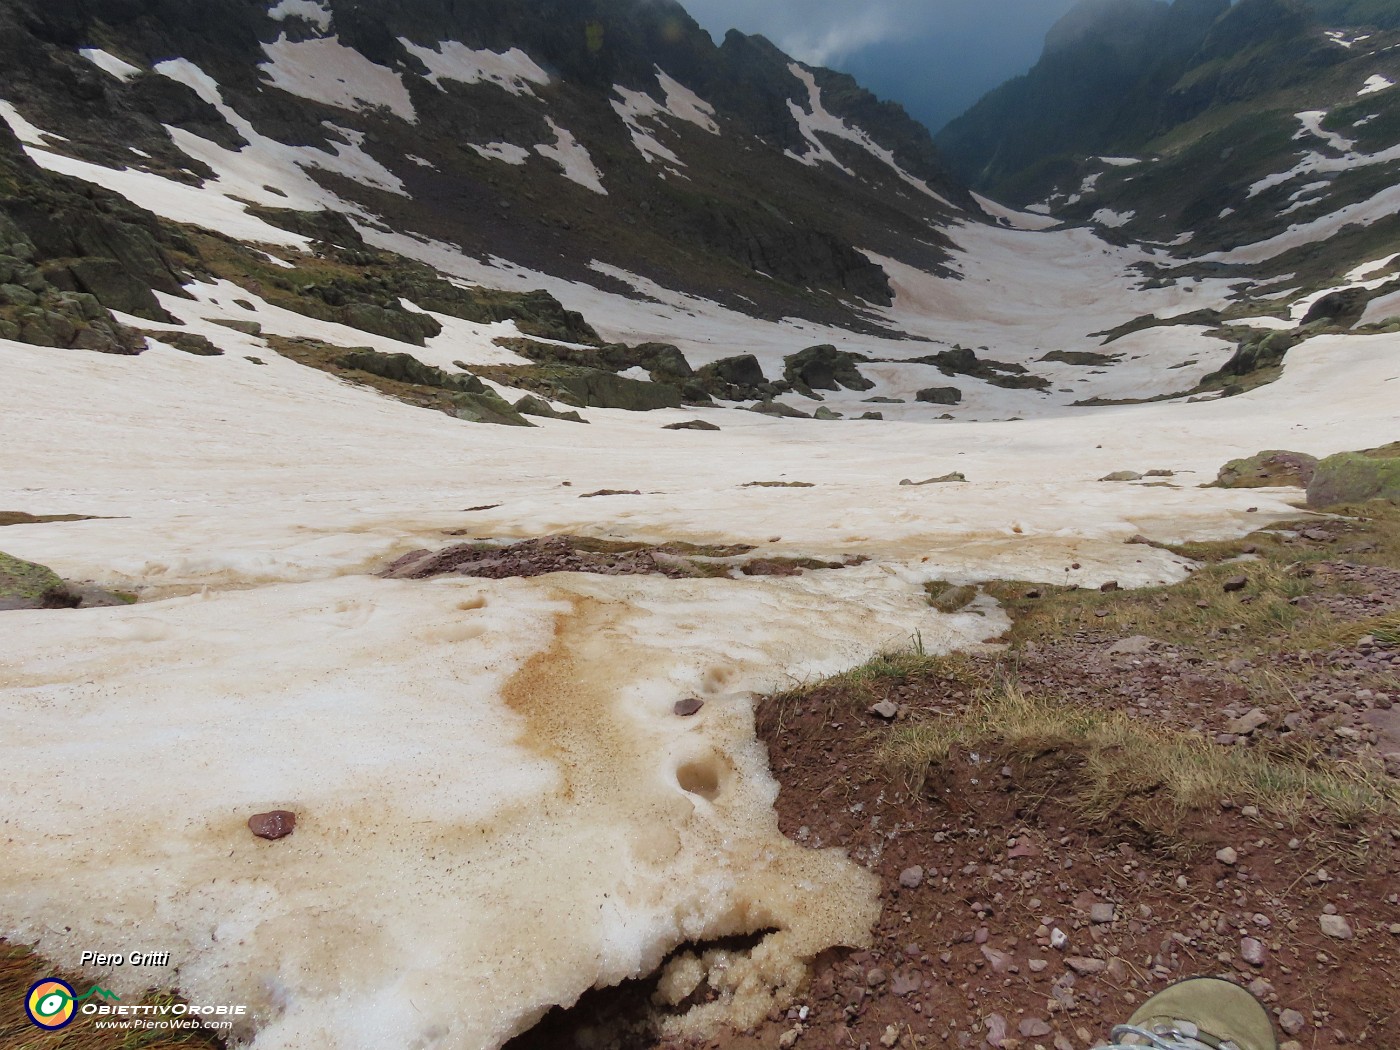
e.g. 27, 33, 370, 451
248, 810, 296, 840
673, 697, 705, 717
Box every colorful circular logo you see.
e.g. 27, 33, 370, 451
25, 978, 77, 1030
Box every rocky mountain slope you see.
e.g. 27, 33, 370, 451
0, 0, 968, 329
938, 0, 1400, 269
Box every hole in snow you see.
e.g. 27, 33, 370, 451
457, 596, 488, 611
502, 929, 779, 1050
676, 756, 723, 800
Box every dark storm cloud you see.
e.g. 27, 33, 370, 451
679, 0, 1080, 131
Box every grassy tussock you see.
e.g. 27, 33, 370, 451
1372, 612, 1400, 647
986, 558, 1367, 658
768, 647, 976, 711
880, 683, 1399, 830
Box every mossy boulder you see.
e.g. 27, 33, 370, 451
783, 344, 874, 393
338, 350, 488, 394
551, 369, 683, 411
451, 391, 534, 427
1211, 329, 1301, 380
1307, 444, 1400, 508
154, 330, 223, 356
514, 394, 586, 423
1214, 450, 1318, 489
0, 551, 76, 610
749, 400, 811, 419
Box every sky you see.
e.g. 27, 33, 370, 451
680, 0, 1081, 133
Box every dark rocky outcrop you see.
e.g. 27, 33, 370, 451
696, 354, 782, 401
782, 344, 875, 394
151, 330, 222, 356
0, 118, 186, 323
913, 346, 1051, 391
663, 419, 721, 431
916, 386, 963, 405
1301, 287, 1371, 327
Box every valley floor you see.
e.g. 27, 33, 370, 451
1, 215, 1399, 1050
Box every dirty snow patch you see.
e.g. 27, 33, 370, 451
260, 35, 416, 123
79, 47, 142, 81
398, 39, 550, 96
1295, 110, 1355, 153
268, 0, 332, 30
0, 101, 67, 146
1091, 208, 1134, 229
655, 70, 719, 134
471, 142, 530, 165
971, 193, 1061, 231
784, 64, 956, 209
535, 118, 606, 194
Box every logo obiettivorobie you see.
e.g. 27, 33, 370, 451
24, 978, 120, 1030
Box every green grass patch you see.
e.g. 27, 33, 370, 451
880, 682, 1399, 831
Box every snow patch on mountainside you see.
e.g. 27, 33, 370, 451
610, 70, 721, 169
971, 193, 1062, 231
612, 87, 685, 168
656, 71, 720, 135
534, 118, 606, 194
0, 101, 66, 146
398, 38, 550, 96
471, 142, 530, 165
1205, 180, 1400, 265
158, 59, 404, 195
78, 47, 142, 81
784, 64, 956, 209
1092, 208, 1135, 228
1359, 74, 1394, 96
259, 35, 417, 123
1295, 110, 1355, 153
268, 0, 332, 29
2, 58, 410, 245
